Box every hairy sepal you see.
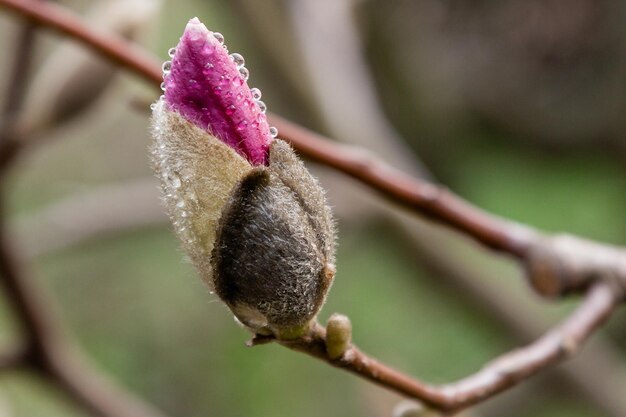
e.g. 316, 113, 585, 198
212, 140, 336, 336
150, 100, 252, 288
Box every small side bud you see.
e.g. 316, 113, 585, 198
326, 313, 352, 359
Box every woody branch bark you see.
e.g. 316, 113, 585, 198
0, 205, 170, 417
269, 281, 620, 412
0, 0, 625, 413
5, 0, 626, 294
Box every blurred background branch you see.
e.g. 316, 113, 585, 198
0, 0, 624, 416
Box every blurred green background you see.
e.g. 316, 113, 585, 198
0, 0, 625, 416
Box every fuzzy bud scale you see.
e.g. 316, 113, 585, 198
151, 18, 336, 336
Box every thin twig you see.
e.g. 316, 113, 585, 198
0, 0, 537, 259
0, 0, 624, 414
13, 175, 626, 415
0, 13, 37, 145
0, 0, 162, 84
274, 282, 621, 413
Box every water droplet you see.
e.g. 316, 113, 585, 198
269, 127, 278, 138
213, 86, 222, 96
171, 176, 181, 189
176, 200, 185, 209
237, 120, 248, 131
250, 88, 262, 100
239, 67, 249, 81
256, 100, 267, 114
168, 47, 176, 57
213, 32, 224, 44
150, 102, 157, 110
162, 60, 172, 73
236, 93, 244, 102
160, 82, 166, 91
186, 190, 198, 203
230, 53, 245, 68
205, 62, 214, 70
225, 104, 236, 116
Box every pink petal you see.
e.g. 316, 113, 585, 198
164, 18, 272, 166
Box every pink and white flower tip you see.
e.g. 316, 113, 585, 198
156, 17, 275, 165
150, 18, 336, 339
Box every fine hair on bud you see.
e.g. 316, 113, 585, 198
212, 140, 336, 336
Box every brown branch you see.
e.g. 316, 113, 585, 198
0, 0, 162, 85
0, 12, 37, 145
270, 114, 537, 257
0, 0, 624, 414
0, 0, 536, 260
1, 2, 625, 294
13, 175, 626, 415
273, 282, 621, 413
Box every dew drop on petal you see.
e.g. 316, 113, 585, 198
150, 102, 157, 110
162, 60, 172, 73
213, 86, 222, 96
171, 176, 182, 189
269, 126, 278, 138
225, 104, 236, 115
230, 53, 245, 68
250, 88, 262, 100
239, 67, 250, 81
160, 82, 166, 91
237, 120, 248, 131
213, 32, 224, 44
256, 100, 267, 114
168, 47, 176, 57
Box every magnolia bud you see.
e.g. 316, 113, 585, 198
325, 313, 352, 359
150, 18, 336, 337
